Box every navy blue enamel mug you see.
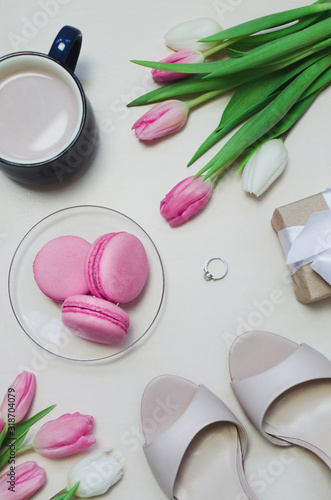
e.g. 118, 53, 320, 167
0, 26, 96, 184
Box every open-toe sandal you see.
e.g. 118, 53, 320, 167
229, 331, 331, 468
141, 374, 258, 500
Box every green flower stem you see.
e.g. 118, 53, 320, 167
0, 424, 8, 449
0, 429, 29, 469
269, 43, 328, 69
207, 171, 221, 184
238, 85, 327, 172
128, 65, 273, 107
231, 13, 325, 49
132, 16, 331, 77
187, 50, 326, 165
217, 52, 325, 126
195, 53, 331, 180
129, 45, 328, 108
16, 443, 34, 455
200, 2, 331, 43
202, 36, 245, 58
50, 490, 67, 500
187, 89, 225, 110
51, 482, 80, 500
206, 17, 331, 78
63, 482, 80, 500
7, 405, 56, 446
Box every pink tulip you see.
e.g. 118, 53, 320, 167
160, 175, 213, 226
1, 372, 36, 424
0, 461, 46, 500
33, 412, 95, 458
132, 100, 189, 140
151, 49, 204, 82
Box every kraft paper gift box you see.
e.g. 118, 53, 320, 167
271, 189, 331, 304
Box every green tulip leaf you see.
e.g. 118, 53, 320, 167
3, 404, 56, 449
130, 59, 224, 75
200, 2, 331, 43
195, 54, 331, 180
0, 424, 7, 449
218, 50, 327, 129
238, 86, 324, 173
49, 490, 67, 500
128, 64, 283, 106
131, 17, 331, 80
230, 13, 325, 49
205, 17, 331, 78
63, 481, 80, 500
226, 47, 246, 58
50, 482, 80, 500
128, 75, 229, 106
188, 51, 327, 165
0, 429, 29, 469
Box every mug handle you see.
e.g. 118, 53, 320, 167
48, 25, 82, 72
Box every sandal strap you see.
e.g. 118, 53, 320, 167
231, 343, 331, 445
143, 384, 247, 499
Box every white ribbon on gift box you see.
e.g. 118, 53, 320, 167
278, 189, 331, 285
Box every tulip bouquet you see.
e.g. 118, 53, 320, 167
129, 0, 331, 225
0, 371, 123, 499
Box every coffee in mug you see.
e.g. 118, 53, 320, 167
0, 26, 96, 185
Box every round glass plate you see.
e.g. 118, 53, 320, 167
9, 206, 165, 362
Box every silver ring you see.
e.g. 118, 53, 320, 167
204, 256, 228, 281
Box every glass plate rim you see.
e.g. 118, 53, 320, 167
8, 204, 165, 362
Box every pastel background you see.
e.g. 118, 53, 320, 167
0, 0, 330, 498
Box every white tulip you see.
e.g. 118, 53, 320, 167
67, 448, 123, 498
242, 139, 288, 197
165, 18, 223, 52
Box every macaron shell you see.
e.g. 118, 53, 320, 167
85, 233, 117, 299
33, 236, 91, 302
62, 295, 129, 345
87, 232, 149, 303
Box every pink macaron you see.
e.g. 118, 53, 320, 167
33, 235, 91, 302
85, 232, 149, 303
62, 295, 129, 344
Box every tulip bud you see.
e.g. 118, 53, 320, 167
132, 100, 189, 140
242, 139, 288, 197
67, 448, 123, 497
160, 175, 213, 226
1, 371, 36, 424
165, 18, 222, 52
33, 412, 96, 458
152, 49, 205, 82
0, 461, 46, 500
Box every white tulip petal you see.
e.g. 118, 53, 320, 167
242, 139, 288, 197
67, 448, 123, 498
165, 18, 222, 51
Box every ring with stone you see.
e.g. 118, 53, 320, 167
204, 256, 228, 281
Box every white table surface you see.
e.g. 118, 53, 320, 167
0, 0, 331, 498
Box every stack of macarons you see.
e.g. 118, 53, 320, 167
33, 232, 149, 345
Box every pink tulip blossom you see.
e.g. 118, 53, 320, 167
33, 412, 95, 458
1, 372, 36, 424
160, 175, 213, 226
132, 100, 189, 140
0, 461, 46, 500
151, 49, 204, 82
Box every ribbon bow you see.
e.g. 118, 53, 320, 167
278, 191, 331, 286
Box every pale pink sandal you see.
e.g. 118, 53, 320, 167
229, 331, 331, 468
141, 374, 258, 500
